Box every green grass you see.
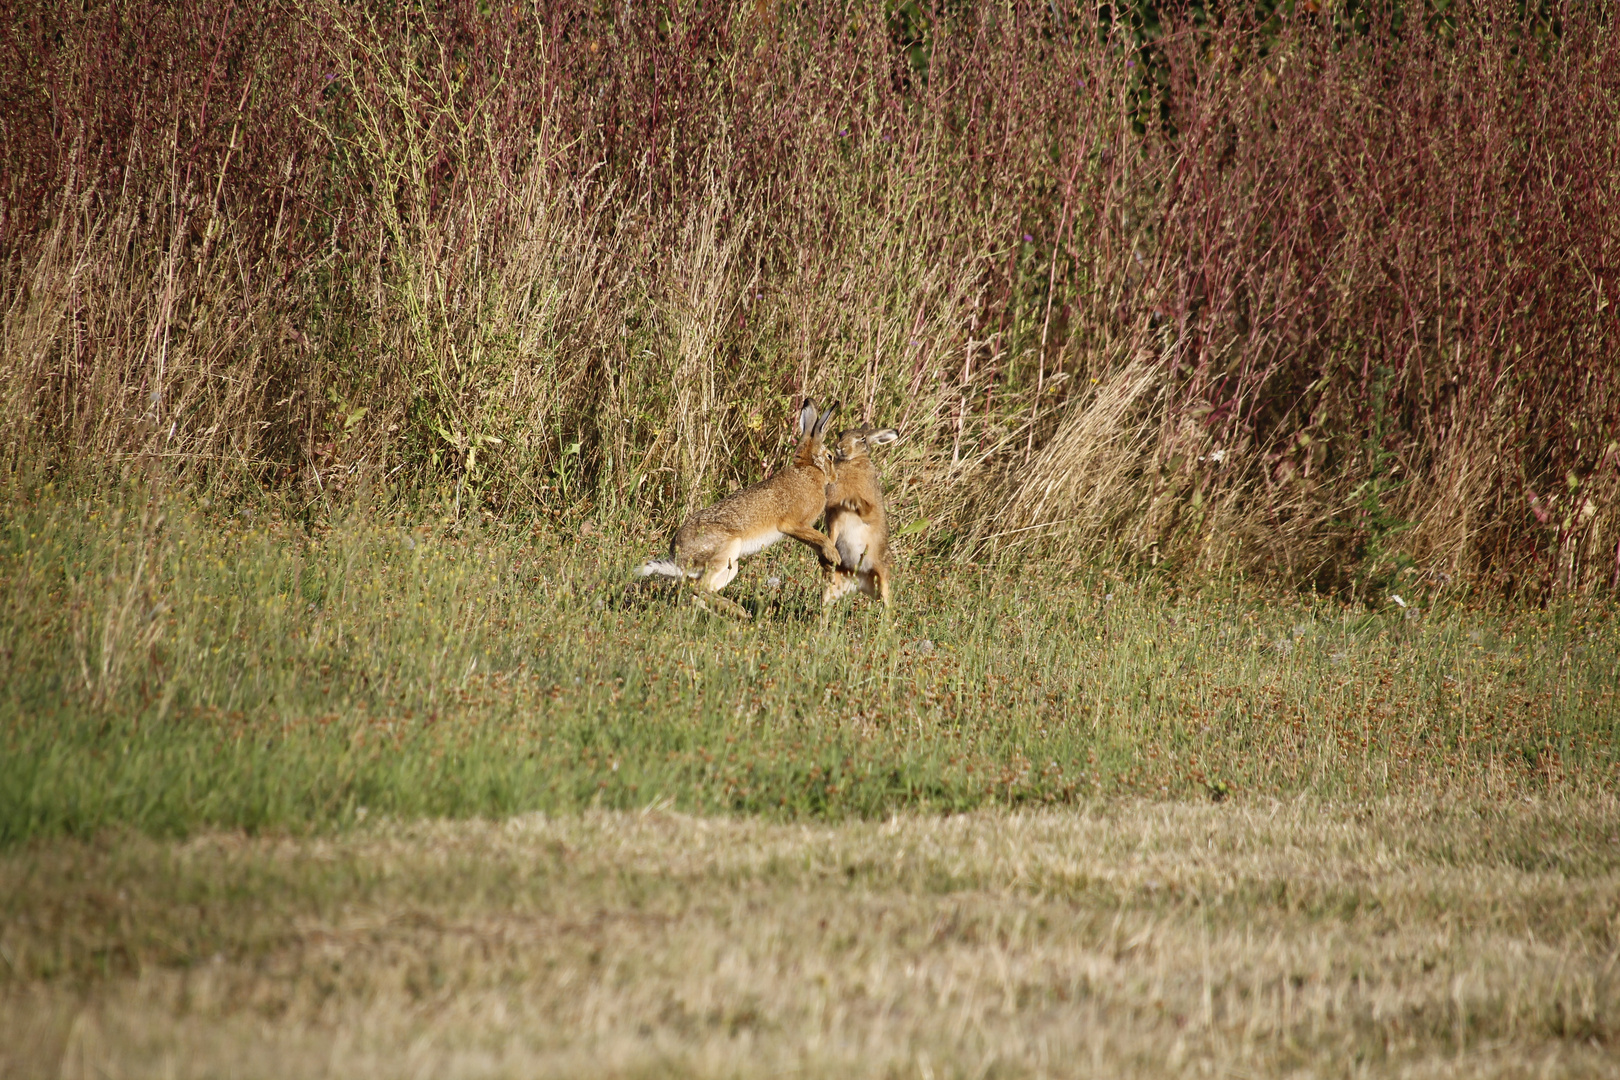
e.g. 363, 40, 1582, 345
2, 482, 1617, 847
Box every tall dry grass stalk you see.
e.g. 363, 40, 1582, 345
969, 357, 1163, 553
2, 0, 1616, 595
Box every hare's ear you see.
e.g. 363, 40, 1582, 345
812, 401, 840, 437
868, 428, 899, 447
797, 399, 818, 438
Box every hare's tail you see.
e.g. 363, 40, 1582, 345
637, 559, 683, 579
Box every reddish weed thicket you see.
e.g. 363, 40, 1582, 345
2, 1, 1616, 595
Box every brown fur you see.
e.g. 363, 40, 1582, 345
822, 425, 899, 608
638, 401, 840, 618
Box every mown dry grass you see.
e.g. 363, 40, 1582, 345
3, 799, 1618, 1079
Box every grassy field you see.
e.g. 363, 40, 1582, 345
4, 801, 1617, 1078
6, 4, 1619, 1074
3, 482, 1618, 1076
2, 482, 1617, 844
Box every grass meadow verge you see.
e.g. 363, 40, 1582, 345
2, 481, 1616, 847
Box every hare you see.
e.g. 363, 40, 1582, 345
822, 425, 899, 608
637, 400, 842, 618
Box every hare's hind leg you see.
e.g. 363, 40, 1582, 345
822, 568, 859, 605
689, 571, 752, 619
848, 569, 891, 609
852, 570, 882, 602
690, 589, 752, 619
688, 542, 751, 619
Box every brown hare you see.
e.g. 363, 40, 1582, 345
822, 425, 899, 608
637, 400, 842, 618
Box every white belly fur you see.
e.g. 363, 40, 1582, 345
737, 529, 784, 558
835, 519, 875, 572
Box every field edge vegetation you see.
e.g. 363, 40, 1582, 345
3, 0, 1618, 597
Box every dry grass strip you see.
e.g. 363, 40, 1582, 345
4, 798, 1617, 1079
